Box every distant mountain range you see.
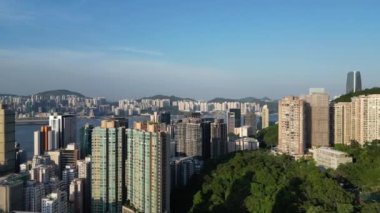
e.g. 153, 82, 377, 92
1, 90, 276, 104
0, 93, 18, 97
139, 95, 276, 103
34, 89, 86, 98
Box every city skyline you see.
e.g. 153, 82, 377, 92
1, 1, 380, 100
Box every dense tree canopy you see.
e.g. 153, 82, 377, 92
334, 141, 380, 210
255, 124, 278, 147
333, 87, 380, 103
190, 151, 354, 213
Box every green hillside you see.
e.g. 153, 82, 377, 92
35, 89, 86, 98
334, 87, 380, 103
190, 151, 354, 213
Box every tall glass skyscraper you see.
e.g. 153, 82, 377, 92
346, 71, 362, 94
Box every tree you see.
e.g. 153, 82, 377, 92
190, 151, 354, 213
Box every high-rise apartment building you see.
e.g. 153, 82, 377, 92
45, 150, 61, 177
79, 124, 93, 159
227, 112, 236, 134
34, 126, 54, 155
42, 193, 59, 213
261, 105, 269, 129
210, 119, 227, 158
62, 165, 78, 193
0, 174, 25, 212
0, 105, 16, 175
346, 71, 362, 94
91, 118, 127, 213
304, 88, 330, 148
170, 157, 197, 189
49, 114, 76, 148
175, 118, 202, 157
334, 94, 380, 145
126, 123, 170, 213
77, 157, 91, 213
200, 120, 211, 160
278, 96, 306, 155
25, 180, 46, 212
60, 143, 79, 172
334, 102, 352, 145
243, 112, 257, 133
69, 178, 85, 213
30, 164, 55, 184
229, 108, 241, 128
160, 112, 171, 125
41, 189, 68, 213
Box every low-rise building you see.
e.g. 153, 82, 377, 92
228, 137, 259, 153
310, 147, 352, 169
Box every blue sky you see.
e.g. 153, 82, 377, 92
1, 0, 380, 100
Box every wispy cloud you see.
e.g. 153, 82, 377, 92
111, 46, 164, 56
0, 47, 236, 99
0, 2, 35, 23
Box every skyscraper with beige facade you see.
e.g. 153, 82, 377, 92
278, 96, 306, 155
304, 89, 330, 148
334, 102, 352, 145
261, 105, 269, 129
334, 94, 380, 145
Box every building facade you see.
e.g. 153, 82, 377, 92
91, 118, 126, 213
69, 178, 85, 213
126, 123, 170, 213
175, 118, 202, 157
346, 71, 362, 94
25, 180, 46, 212
0, 105, 16, 175
79, 124, 93, 159
311, 147, 352, 169
278, 96, 306, 155
334, 94, 380, 145
210, 119, 227, 158
304, 89, 330, 147
49, 114, 77, 148
261, 105, 269, 129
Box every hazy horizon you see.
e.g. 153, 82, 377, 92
1, 1, 380, 100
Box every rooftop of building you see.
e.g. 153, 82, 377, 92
0, 172, 28, 186
311, 147, 351, 157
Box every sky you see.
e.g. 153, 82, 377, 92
1, 0, 380, 100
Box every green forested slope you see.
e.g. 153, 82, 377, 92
190, 151, 354, 213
